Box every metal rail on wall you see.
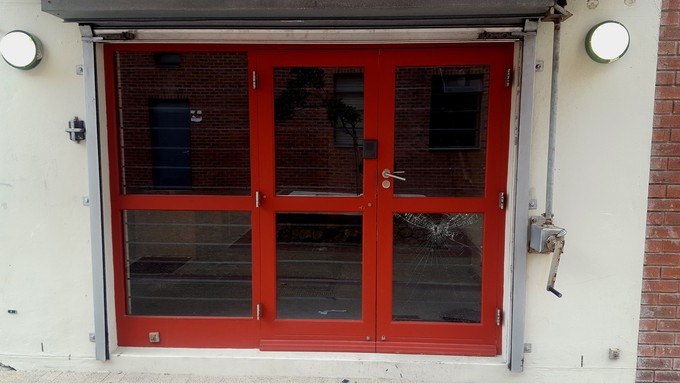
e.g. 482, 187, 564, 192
529, 3, 571, 298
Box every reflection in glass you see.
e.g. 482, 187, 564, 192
276, 213, 362, 319
274, 67, 364, 196
124, 210, 252, 316
394, 66, 489, 197
115, 52, 251, 195
430, 74, 483, 149
392, 213, 483, 323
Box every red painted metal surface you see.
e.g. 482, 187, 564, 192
106, 44, 261, 348
105, 44, 512, 354
374, 46, 513, 355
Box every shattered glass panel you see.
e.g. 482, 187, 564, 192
392, 213, 483, 323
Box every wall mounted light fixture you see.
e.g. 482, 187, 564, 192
0, 30, 43, 70
585, 21, 630, 63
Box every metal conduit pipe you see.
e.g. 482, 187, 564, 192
529, 10, 570, 298
544, 20, 561, 223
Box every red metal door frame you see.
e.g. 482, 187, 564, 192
105, 44, 262, 348
105, 43, 512, 353
255, 49, 380, 352
374, 46, 513, 356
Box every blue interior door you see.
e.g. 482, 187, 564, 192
149, 99, 192, 190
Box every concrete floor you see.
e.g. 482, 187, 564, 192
0, 370, 394, 383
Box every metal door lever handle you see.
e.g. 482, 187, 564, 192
382, 169, 406, 181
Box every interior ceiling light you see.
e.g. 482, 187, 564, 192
0, 30, 43, 70
585, 21, 630, 64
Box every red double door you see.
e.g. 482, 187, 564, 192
109, 45, 513, 355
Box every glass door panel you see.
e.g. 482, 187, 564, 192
376, 47, 513, 356
109, 46, 259, 348
124, 210, 252, 317
274, 67, 365, 196
258, 52, 377, 351
276, 212, 362, 320
389, 65, 490, 323
115, 51, 251, 196
393, 66, 489, 197
392, 213, 483, 323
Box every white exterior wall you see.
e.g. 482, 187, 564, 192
0, 0, 94, 360
0, 0, 661, 382
523, 0, 659, 378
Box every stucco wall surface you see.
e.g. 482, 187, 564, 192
523, 0, 660, 376
0, 0, 663, 382
0, 0, 94, 360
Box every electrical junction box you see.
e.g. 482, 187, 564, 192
530, 217, 565, 253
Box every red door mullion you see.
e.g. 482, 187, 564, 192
375, 53, 396, 345
255, 51, 278, 339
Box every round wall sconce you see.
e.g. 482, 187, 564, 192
0, 30, 43, 70
585, 21, 630, 63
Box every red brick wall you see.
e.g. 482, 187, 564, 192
114, 51, 490, 198
638, 1, 680, 382
274, 67, 365, 195
393, 66, 489, 197
116, 51, 251, 195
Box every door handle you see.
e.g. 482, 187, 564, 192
382, 169, 406, 181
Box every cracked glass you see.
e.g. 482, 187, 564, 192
392, 213, 483, 323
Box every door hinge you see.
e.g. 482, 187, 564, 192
256, 303, 262, 320
499, 192, 506, 210
252, 71, 258, 90
496, 308, 503, 326
505, 68, 513, 88
255, 191, 261, 208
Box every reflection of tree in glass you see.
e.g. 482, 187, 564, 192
274, 68, 325, 122
275, 68, 363, 195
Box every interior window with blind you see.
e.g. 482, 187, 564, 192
429, 74, 483, 150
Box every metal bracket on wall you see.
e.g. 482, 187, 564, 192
543, 4, 573, 22
66, 117, 86, 143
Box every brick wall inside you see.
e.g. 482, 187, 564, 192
638, 1, 680, 382
393, 66, 489, 197
114, 51, 491, 197
116, 51, 251, 195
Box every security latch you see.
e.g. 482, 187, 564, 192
66, 117, 86, 143
530, 216, 567, 298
